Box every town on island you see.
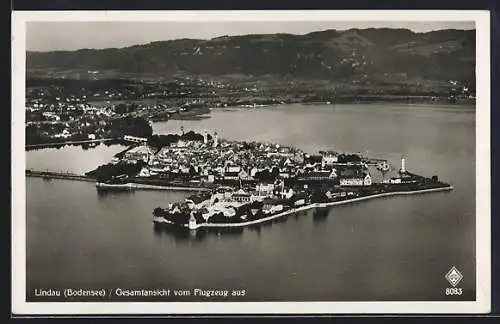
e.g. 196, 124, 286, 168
27, 129, 453, 231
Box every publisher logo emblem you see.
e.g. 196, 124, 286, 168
445, 266, 463, 287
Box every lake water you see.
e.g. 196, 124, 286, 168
25, 104, 476, 301
26, 144, 129, 175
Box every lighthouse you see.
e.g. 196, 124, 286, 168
400, 156, 406, 174
203, 130, 208, 144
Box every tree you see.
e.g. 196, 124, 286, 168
110, 116, 153, 139
129, 103, 139, 112
254, 169, 274, 182
85, 162, 142, 181
114, 103, 128, 115
25, 124, 44, 145
153, 207, 165, 217
250, 200, 263, 210
338, 154, 362, 163
310, 189, 327, 203
182, 130, 204, 142
208, 212, 227, 224
193, 212, 205, 223
167, 211, 190, 226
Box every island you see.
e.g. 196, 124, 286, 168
90, 130, 450, 230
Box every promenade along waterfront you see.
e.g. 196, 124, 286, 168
26, 103, 475, 301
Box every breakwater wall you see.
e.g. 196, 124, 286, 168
135, 184, 211, 191
154, 185, 453, 230
98, 182, 211, 192
26, 170, 95, 182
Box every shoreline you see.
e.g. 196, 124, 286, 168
153, 185, 454, 230
24, 102, 475, 149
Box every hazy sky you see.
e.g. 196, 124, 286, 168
26, 21, 475, 52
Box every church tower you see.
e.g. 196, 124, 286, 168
213, 131, 218, 148
188, 213, 197, 230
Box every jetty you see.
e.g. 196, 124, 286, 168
26, 169, 212, 191
25, 169, 95, 182
96, 181, 211, 192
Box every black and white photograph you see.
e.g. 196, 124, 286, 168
11, 10, 490, 314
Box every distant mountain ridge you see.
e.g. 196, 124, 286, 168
26, 28, 475, 82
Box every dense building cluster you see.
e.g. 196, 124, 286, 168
116, 132, 378, 190
24, 78, 225, 145
112, 132, 405, 228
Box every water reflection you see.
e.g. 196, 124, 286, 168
153, 224, 191, 241
246, 223, 262, 235
206, 227, 245, 237
96, 189, 136, 199
153, 223, 244, 242
26, 140, 123, 152
151, 208, 328, 242
313, 207, 329, 224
